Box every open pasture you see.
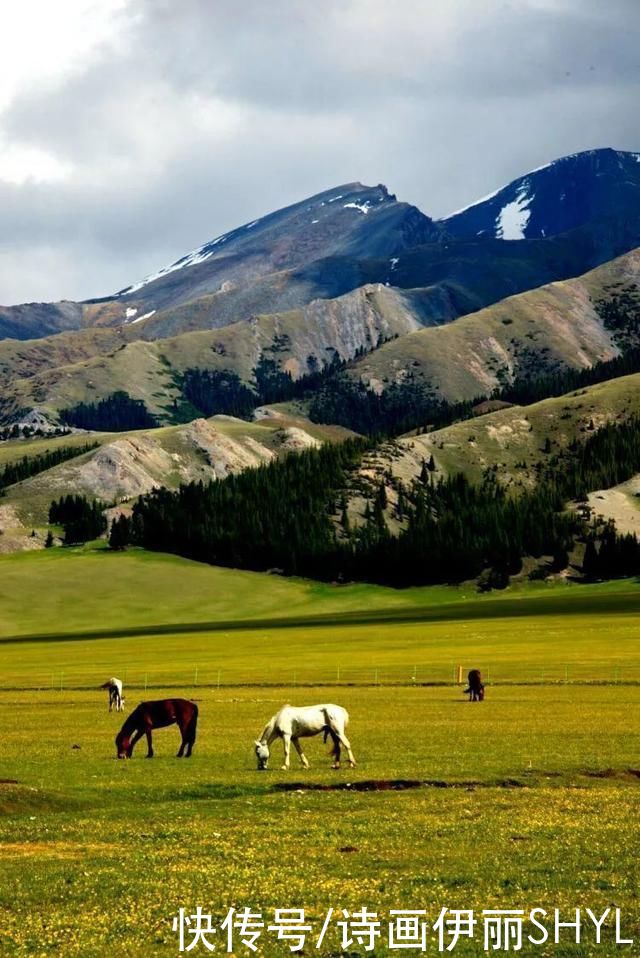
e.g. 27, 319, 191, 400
1, 550, 640, 955
0, 684, 639, 956
2, 548, 640, 690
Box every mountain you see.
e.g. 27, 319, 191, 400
0, 283, 427, 425
4, 149, 640, 349
348, 248, 640, 401
111, 181, 442, 310
0, 182, 441, 342
440, 148, 640, 241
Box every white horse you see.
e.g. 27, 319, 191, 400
100, 677, 124, 712
254, 704, 356, 770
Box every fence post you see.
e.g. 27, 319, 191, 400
194, 667, 198, 686
374, 669, 378, 686
144, 673, 148, 692
457, 664, 463, 684
564, 664, 569, 684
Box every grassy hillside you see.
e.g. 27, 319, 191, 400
0, 413, 353, 529
349, 248, 640, 401
351, 372, 640, 497
0, 284, 423, 425
4, 247, 639, 428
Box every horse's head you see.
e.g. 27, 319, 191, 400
115, 731, 131, 759
254, 740, 270, 770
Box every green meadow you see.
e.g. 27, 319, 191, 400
1, 547, 639, 955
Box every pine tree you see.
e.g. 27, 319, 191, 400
109, 515, 131, 551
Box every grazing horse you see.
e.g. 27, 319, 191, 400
100, 677, 124, 712
464, 669, 485, 702
115, 699, 198, 758
254, 704, 356, 771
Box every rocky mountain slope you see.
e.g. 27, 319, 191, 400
348, 248, 640, 400
2, 412, 352, 530
0, 283, 426, 424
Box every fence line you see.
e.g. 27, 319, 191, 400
1, 661, 639, 692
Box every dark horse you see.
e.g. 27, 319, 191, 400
464, 669, 485, 702
115, 699, 198, 758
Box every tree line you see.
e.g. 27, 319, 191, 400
49, 494, 107, 544
0, 442, 98, 494
60, 391, 157, 432
100, 413, 640, 586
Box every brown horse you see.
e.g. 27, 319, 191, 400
464, 669, 485, 702
115, 699, 198, 758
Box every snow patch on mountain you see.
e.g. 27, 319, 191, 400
119, 243, 220, 296
130, 310, 156, 324
343, 201, 371, 215
495, 186, 532, 240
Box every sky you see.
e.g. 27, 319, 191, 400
0, 0, 638, 304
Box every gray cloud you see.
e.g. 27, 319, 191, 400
1, 0, 639, 303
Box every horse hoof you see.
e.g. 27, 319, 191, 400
331, 763, 341, 770
280, 765, 289, 771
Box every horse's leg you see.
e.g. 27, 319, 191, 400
177, 720, 187, 758
185, 710, 197, 757
144, 726, 154, 758
281, 734, 291, 770
128, 728, 144, 757
332, 723, 356, 768
292, 738, 309, 769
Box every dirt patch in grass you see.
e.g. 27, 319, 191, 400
273, 777, 531, 793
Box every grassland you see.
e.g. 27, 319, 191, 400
1, 685, 639, 956
1, 549, 640, 955
2, 547, 640, 688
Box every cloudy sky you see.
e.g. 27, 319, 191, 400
0, 0, 638, 304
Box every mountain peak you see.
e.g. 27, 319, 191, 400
113, 180, 440, 308
440, 148, 640, 241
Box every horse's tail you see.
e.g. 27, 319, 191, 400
186, 703, 199, 744
326, 729, 340, 759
